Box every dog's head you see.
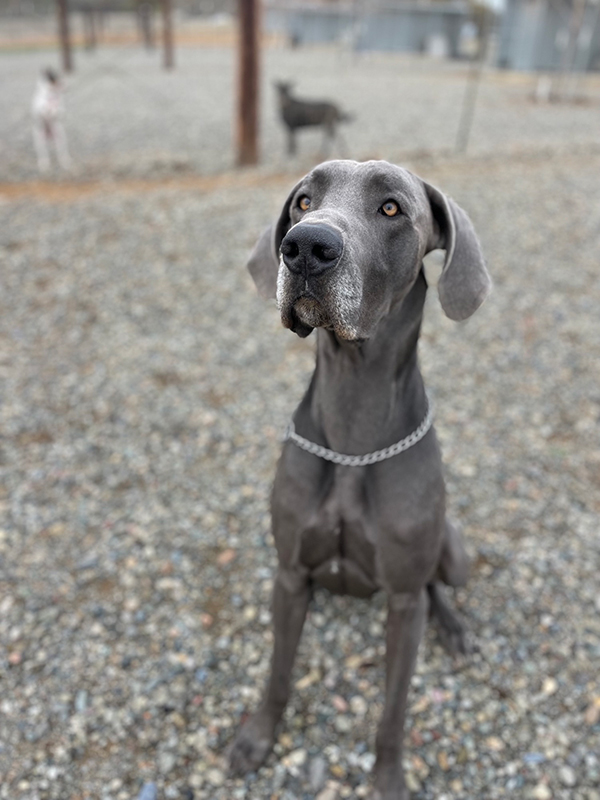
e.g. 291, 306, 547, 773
274, 81, 293, 99
246, 160, 491, 340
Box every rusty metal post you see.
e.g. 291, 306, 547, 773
161, 0, 175, 70
56, 0, 73, 73
237, 0, 260, 166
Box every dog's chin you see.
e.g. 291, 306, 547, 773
282, 296, 363, 342
281, 297, 324, 338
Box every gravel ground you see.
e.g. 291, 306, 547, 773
1, 44, 600, 800
1, 40, 600, 182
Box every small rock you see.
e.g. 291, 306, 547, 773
278, 732, 293, 749
523, 753, 546, 765
159, 752, 176, 774
75, 690, 88, 713
350, 695, 368, 716
309, 755, 328, 792
437, 751, 450, 771
542, 677, 558, 696
284, 748, 307, 768
216, 548, 236, 567
334, 715, 352, 733
295, 669, 321, 690
332, 695, 348, 713
485, 735, 505, 751
137, 783, 158, 800
205, 768, 225, 787
559, 765, 577, 787
272, 764, 287, 791
531, 784, 552, 800
585, 697, 600, 726
189, 774, 204, 790
316, 782, 340, 800
359, 752, 376, 773
330, 763, 345, 779
405, 771, 421, 792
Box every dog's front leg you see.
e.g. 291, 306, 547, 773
229, 569, 310, 775
372, 589, 427, 800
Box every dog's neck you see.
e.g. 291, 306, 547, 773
301, 271, 428, 456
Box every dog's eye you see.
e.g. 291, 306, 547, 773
380, 200, 400, 217
298, 196, 311, 211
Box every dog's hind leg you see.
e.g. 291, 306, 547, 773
319, 121, 336, 157
427, 520, 469, 656
438, 518, 469, 587
427, 582, 468, 657
229, 570, 310, 774
335, 128, 350, 159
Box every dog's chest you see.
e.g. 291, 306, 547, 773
298, 472, 378, 598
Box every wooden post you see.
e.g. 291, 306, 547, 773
161, 0, 174, 70
237, 0, 260, 166
138, 2, 155, 50
56, 0, 73, 73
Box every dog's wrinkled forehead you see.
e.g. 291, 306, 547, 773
295, 160, 428, 221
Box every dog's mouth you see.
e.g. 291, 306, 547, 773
294, 295, 332, 328
282, 293, 365, 343
283, 294, 331, 338
278, 263, 364, 341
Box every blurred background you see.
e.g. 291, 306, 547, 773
0, 0, 599, 178
1, 2, 600, 800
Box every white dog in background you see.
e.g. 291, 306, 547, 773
32, 69, 72, 173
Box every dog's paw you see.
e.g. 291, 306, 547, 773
371, 762, 410, 799
435, 611, 471, 660
428, 584, 471, 661
228, 714, 275, 775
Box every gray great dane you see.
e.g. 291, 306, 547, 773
229, 159, 491, 798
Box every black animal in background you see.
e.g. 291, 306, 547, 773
275, 81, 353, 156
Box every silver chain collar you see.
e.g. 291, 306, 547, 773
283, 395, 433, 467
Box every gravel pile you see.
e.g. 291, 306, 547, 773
1, 44, 600, 182
1, 44, 600, 800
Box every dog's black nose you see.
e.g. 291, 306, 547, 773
280, 223, 343, 277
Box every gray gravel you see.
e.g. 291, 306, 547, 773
1, 43, 600, 800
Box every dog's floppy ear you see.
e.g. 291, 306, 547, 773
423, 182, 492, 321
246, 225, 279, 300
245, 180, 302, 299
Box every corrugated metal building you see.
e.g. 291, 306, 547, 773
265, 0, 475, 59
497, 0, 600, 71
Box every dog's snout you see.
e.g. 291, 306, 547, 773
281, 223, 343, 277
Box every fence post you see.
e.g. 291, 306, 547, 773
237, 0, 260, 166
56, 0, 73, 73
161, 0, 175, 70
